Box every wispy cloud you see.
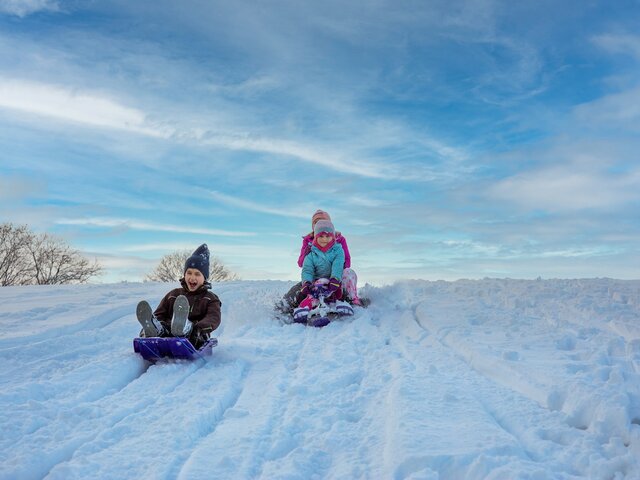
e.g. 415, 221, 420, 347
489, 165, 640, 213
592, 33, 640, 60
199, 134, 392, 179
573, 85, 640, 130
0, 78, 172, 137
118, 241, 293, 261
0, 0, 58, 17
0, 77, 447, 182
56, 217, 255, 237
208, 190, 309, 219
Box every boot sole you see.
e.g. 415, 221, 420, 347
171, 295, 190, 336
136, 301, 160, 337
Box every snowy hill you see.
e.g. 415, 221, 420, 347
1, 278, 639, 479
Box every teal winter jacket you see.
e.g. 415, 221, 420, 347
301, 242, 345, 283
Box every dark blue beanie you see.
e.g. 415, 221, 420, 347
184, 244, 210, 279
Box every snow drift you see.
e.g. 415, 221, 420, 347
1, 278, 639, 479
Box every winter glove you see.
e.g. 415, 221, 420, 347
328, 278, 341, 294
301, 281, 312, 296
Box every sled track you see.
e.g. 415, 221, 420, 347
48, 356, 245, 480
169, 358, 251, 480
223, 325, 316, 479
379, 301, 579, 476
149, 325, 320, 479
0, 304, 133, 350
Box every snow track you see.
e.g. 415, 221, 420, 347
1, 279, 639, 479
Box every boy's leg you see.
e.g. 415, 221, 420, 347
136, 301, 164, 337
171, 295, 193, 337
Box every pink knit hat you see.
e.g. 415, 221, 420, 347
311, 209, 331, 229
313, 219, 335, 236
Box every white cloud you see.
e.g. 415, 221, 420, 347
208, 190, 309, 219
573, 85, 640, 129
206, 75, 281, 97
592, 33, 640, 60
56, 217, 255, 237
0, 78, 172, 137
0, 77, 436, 181
117, 242, 207, 254
0, 0, 57, 17
200, 134, 394, 180
489, 166, 640, 212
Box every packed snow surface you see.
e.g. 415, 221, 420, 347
1, 278, 639, 479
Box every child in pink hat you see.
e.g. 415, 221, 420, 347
278, 210, 361, 315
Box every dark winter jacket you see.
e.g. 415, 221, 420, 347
153, 279, 222, 337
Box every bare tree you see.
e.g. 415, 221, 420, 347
24, 233, 103, 285
0, 223, 33, 286
1, 223, 102, 286
146, 249, 239, 283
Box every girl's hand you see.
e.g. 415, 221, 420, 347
328, 278, 341, 294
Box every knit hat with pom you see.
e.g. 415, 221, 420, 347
313, 219, 335, 236
184, 244, 210, 279
311, 210, 331, 229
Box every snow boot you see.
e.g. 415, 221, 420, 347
136, 300, 163, 337
171, 295, 193, 337
293, 306, 310, 323
334, 300, 354, 316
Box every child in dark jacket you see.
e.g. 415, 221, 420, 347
136, 244, 221, 349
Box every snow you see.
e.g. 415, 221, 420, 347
1, 278, 639, 479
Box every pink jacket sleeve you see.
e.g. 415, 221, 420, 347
336, 234, 351, 269
297, 233, 314, 268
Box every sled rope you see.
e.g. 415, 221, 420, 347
189, 342, 208, 364
139, 341, 162, 360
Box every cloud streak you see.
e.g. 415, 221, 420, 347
0, 78, 171, 137
0, 77, 451, 182
0, 0, 58, 17
56, 217, 255, 237
208, 190, 309, 219
489, 166, 640, 212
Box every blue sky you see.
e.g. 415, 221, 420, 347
1, 0, 639, 284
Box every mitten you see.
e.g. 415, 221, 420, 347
301, 281, 312, 296
328, 277, 341, 294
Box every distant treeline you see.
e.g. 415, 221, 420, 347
0, 223, 102, 286
1, 223, 239, 287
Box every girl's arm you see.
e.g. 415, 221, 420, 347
337, 235, 351, 269
297, 233, 313, 268
301, 253, 315, 283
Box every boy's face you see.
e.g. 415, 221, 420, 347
184, 268, 205, 291
316, 232, 334, 247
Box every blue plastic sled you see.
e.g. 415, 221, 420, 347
133, 337, 218, 361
